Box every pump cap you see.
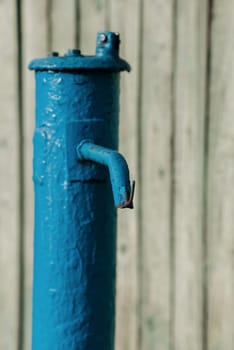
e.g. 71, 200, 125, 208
29, 31, 131, 73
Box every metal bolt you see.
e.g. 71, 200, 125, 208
99, 33, 107, 43
66, 49, 81, 56
48, 52, 59, 57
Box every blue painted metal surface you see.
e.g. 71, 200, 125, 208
29, 32, 133, 350
29, 32, 131, 72
77, 140, 134, 208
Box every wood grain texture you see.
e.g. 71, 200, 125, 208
207, 1, 234, 349
5, 1, 234, 350
109, 1, 140, 349
79, 0, 107, 54
22, 1, 50, 348
140, 1, 174, 349
173, 1, 208, 349
51, 0, 77, 53
0, 1, 19, 349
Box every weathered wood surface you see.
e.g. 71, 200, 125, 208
141, 1, 173, 349
1, 1, 234, 350
0, 1, 19, 349
173, 1, 208, 350
22, 2, 48, 349
207, 1, 234, 349
109, 1, 140, 350
79, 0, 107, 54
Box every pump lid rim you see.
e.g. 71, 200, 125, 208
28, 55, 131, 72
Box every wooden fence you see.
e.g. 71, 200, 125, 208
1, 0, 234, 349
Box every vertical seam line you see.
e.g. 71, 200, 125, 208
202, 1, 213, 350
105, 0, 110, 30
75, 0, 81, 47
136, 0, 144, 348
170, 0, 178, 349
46, 0, 53, 52
16, 0, 25, 349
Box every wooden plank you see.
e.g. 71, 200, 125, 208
79, 0, 107, 54
109, 1, 140, 350
207, 1, 234, 349
22, 2, 48, 348
173, 1, 208, 349
140, 1, 174, 349
0, 0, 19, 349
51, 0, 77, 53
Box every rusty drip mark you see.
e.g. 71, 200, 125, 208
117, 180, 135, 209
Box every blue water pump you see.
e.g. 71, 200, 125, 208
29, 31, 134, 350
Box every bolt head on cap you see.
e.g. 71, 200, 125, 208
65, 49, 81, 56
99, 33, 107, 43
96, 31, 120, 57
29, 31, 130, 72
48, 52, 59, 57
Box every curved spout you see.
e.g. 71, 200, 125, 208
77, 140, 135, 209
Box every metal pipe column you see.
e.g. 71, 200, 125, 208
29, 32, 133, 350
